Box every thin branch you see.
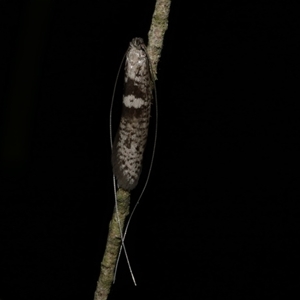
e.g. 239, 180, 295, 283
94, 189, 130, 300
147, 0, 172, 80
94, 1, 171, 300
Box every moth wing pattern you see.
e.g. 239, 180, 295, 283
112, 38, 153, 191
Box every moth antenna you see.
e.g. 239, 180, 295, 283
110, 50, 136, 285
112, 38, 157, 285
114, 43, 158, 283
112, 175, 137, 285
110, 52, 126, 149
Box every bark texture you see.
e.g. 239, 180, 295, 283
94, 189, 130, 300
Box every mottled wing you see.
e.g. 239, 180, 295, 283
112, 38, 152, 191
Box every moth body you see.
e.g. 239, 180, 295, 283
112, 38, 152, 191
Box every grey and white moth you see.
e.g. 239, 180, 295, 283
111, 38, 153, 191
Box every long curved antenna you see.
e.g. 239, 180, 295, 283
109, 52, 136, 285
109, 53, 126, 149
114, 50, 158, 282
112, 175, 136, 285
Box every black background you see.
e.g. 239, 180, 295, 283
0, 1, 299, 299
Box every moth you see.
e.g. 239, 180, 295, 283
111, 37, 154, 191
110, 37, 157, 284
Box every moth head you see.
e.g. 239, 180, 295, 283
130, 37, 144, 50
127, 38, 147, 71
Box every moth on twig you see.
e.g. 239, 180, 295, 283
111, 37, 154, 191
109, 37, 157, 284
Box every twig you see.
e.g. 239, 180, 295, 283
94, 189, 130, 300
94, 1, 171, 300
147, 0, 172, 79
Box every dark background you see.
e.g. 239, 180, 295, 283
0, 1, 299, 299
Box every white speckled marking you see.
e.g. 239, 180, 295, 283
126, 43, 147, 81
123, 95, 145, 108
